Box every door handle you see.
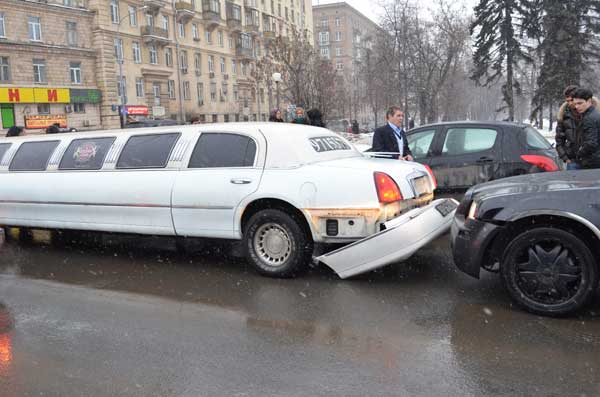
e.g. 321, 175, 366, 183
230, 178, 252, 184
476, 156, 494, 163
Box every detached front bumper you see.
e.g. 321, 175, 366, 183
317, 198, 459, 279
451, 215, 502, 278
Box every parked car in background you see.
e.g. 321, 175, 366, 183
0, 123, 453, 279
452, 170, 600, 316
405, 121, 562, 192
125, 119, 178, 128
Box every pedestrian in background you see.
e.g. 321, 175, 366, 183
6, 126, 24, 137
351, 120, 359, 134
372, 105, 413, 161
573, 88, 600, 169
556, 85, 585, 170
307, 108, 326, 127
269, 108, 284, 122
291, 107, 309, 124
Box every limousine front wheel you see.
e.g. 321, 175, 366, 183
244, 209, 313, 278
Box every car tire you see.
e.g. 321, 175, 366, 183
243, 209, 313, 278
500, 227, 598, 316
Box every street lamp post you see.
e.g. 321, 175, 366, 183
272, 72, 281, 114
117, 5, 148, 128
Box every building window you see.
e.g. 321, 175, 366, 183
168, 80, 175, 99
37, 103, 50, 114
28, 16, 42, 41
231, 60, 237, 74
69, 62, 82, 84
117, 76, 127, 99
205, 31, 212, 44
321, 19, 327, 28
197, 82, 204, 104
228, 35, 234, 49
162, 15, 169, 30
152, 82, 160, 104
146, 13, 154, 27
218, 31, 223, 47
194, 53, 201, 74
335, 47, 342, 56
114, 38, 123, 61
319, 31, 329, 45
129, 6, 137, 26
208, 55, 214, 72
336, 62, 343, 71
210, 82, 216, 102
64, 21, 78, 46
335, 17, 340, 26
320, 48, 330, 59
241, 62, 246, 76
183, 81, 191, 100
64, 0, 74, 6
0, 57, 9, 81
0, 13, 5, 38
180, 50, 188, 72
220, 57, 225, 74
335, 31, 341, 41
192, 23, 199, 40
73, 103, 85, 113
149, 44, 158, 64
166, 47, 172, 66
132, 41, 141, 63
110, 0, 120, 24
178, 22, 185, 38
136, 77, 144, 97
33, 59, 46, 83
221, 82, 228, 101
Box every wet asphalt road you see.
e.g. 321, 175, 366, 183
0, 230, 599, 396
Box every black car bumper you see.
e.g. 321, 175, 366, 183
451, 215, 503, 279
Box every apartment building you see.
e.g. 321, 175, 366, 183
0, 0, 102, 132
0, 0, 313, 132
312, 2, 377, 128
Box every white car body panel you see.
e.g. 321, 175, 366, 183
0, 123, 442, 277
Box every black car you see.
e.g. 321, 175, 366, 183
406, 121, 562, 192
451, 170, 600, 316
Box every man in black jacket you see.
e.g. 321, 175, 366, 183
555, 85, 583, 170
573, 88, 600, 169
372, 106, 413, 160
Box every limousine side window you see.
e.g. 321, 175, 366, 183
59, 137, 116, 170
9, 141, 60, 171
189, 133, 256, 168
116, 133, 180, 169
0, 143, 11, 164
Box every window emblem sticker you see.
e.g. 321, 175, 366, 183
309, 136, 351, 153
73, 142, 98, 166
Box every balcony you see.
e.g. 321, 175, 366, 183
175, 2, 195, 23
141, 26, 170, 46
244, 0, 258, 10
202, 0, 222, 30
245, 9, 260, 36
143, 0, 167, 15
236, 46, 254, 61
226, 2, 243, 32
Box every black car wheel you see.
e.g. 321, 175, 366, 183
500, 227, 598, 316
244, 209, 313, 278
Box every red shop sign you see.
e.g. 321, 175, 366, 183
125, 106, 149, 115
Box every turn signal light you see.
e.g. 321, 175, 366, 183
520, 155, 559, 172
423, 164, 437, 189
374, 172, 403, 203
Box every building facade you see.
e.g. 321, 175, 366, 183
0, 0, 313, 133
0, 0, 102, 133
312, 2, 377, 129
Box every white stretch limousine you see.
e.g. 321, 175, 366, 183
0, 123, 456, 278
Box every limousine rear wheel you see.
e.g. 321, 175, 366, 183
244, 209, 313, 278
500, 227, 598, 316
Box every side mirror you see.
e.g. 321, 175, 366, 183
551, 142, 556, 148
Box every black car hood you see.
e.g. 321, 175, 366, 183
469, 169, 600, 200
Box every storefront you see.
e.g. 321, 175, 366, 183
0, 87, 102, 132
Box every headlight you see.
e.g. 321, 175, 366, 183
467, 201, 478, 220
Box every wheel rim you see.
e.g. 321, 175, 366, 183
512, 238, 583, 305
253, 222, 292, 267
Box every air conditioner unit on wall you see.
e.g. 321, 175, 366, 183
181, 67, 188, 74
195, 69, 201, 76
223, 74, 229, 80
209, 72, 215, 79
83, 120, 91, 127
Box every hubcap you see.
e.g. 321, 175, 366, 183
254, 223, 292, 267
514, 241, 582, 305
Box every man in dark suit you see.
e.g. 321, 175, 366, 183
372, 106, 413, 160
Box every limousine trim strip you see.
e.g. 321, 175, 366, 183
0, 200, 234, 211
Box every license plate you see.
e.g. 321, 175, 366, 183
412, 176, 429, 196
435, 199, 458, 217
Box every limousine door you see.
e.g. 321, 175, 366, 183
171, 132, 265, 239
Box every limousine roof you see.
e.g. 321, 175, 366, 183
1, 122, 361, 168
